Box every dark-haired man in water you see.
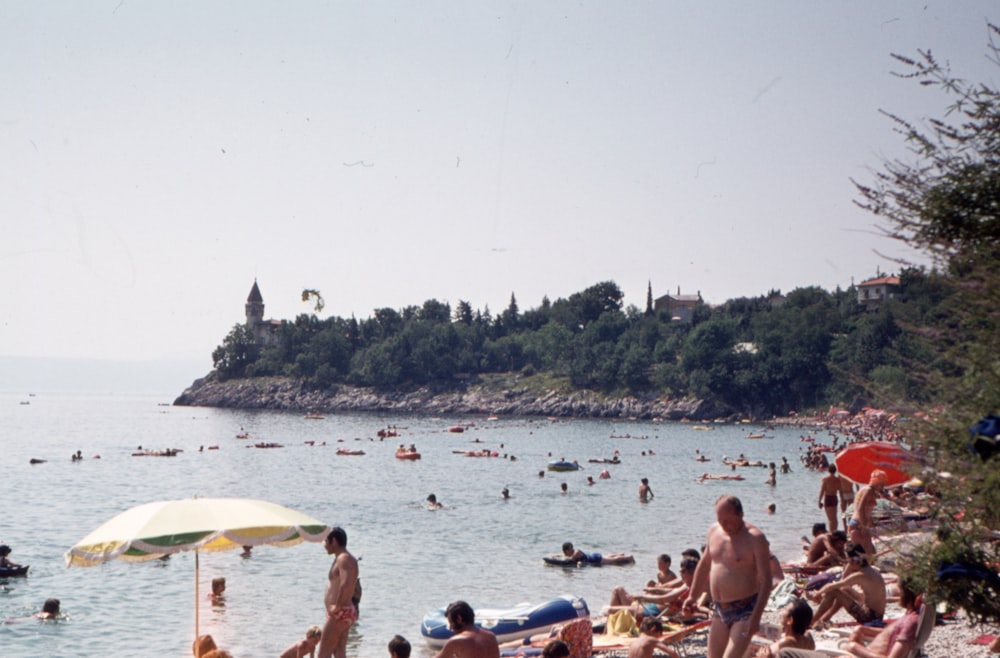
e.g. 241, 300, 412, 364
318, 527, 359, 658
683, 495, 771, 658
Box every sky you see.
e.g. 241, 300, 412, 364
2, 1, 998, 367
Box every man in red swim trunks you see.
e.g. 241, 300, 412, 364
318, 527, 359, 658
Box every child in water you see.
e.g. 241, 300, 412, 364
388, 634, 411, 658
280, 625, 322, 658
210, 577, 226, 601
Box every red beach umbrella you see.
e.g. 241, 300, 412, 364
834, 441, 912, 486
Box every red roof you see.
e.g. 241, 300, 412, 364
859, 276, 900, 287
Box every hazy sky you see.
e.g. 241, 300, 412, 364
2, 2, 997, 364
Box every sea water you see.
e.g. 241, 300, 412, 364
0, 392, 829, 658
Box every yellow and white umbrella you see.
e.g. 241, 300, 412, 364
66, 497, 331, 637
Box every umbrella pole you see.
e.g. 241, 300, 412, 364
195, 550, 200, 640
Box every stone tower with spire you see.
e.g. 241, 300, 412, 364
246, 280, 265, 329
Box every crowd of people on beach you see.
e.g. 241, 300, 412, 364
16, 409, 986, 658
391, 409, 949, 658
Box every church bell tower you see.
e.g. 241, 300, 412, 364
245, 280, 265, 329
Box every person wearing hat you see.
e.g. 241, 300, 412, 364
850, 470, 886, 556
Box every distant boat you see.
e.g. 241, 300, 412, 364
304, 413, 325, 420
692, 425, 713, 431
746, 433, 767, 439
0, 564, 29, 578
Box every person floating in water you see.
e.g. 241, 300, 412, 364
38, 598, 61, 620
210, 577, 226, 603
561, 542, 635, 566
426, 494, 443, 509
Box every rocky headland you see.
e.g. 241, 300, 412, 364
173, 373, 729, 420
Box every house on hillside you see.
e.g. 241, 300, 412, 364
653, 287, 703, 323
857, 274, 900, 311
245, 280, 283, 346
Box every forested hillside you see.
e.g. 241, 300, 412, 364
210, 273, 947, 419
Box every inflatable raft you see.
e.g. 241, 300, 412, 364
420, 595, 589, 647
547, 461, 580, 472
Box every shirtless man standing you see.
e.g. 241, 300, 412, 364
683, 495, 772, 658
850, 470, 885, 557
818, 465, 841, 532
432, 600, 500, 658
318, 527, 359, 658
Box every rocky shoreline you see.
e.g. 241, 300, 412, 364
172, 374, 730, 420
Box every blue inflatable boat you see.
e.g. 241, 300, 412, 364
420, 595, 589, 647
547, 461, 580, 472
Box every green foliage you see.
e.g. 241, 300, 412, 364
850, 22, 1000, 622
212, 276, 966, 414
211, 324, 259, 380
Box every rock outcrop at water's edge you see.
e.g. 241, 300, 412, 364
173, 374, 728, 420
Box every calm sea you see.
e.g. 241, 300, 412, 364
1, 392, 828, 658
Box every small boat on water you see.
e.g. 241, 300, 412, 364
692, 425, 713, 431
547, 460, 580, 472
252, 442, 284, 449
746, 433, 767, 439
0, 564, 29, 578
304, 413, 326, 420
396, 450, 421, 460
420, 595, 589, 647
447, 425, 465, 433
337, 448, 366, 456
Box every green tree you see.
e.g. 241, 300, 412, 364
853, 23, 1000, 623
212, 324, 259, 380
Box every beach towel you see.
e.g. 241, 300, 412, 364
605, 609, 638, 636
558, 616, 593, 658
804, 570, 840, 591
766, 577, 799, 611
